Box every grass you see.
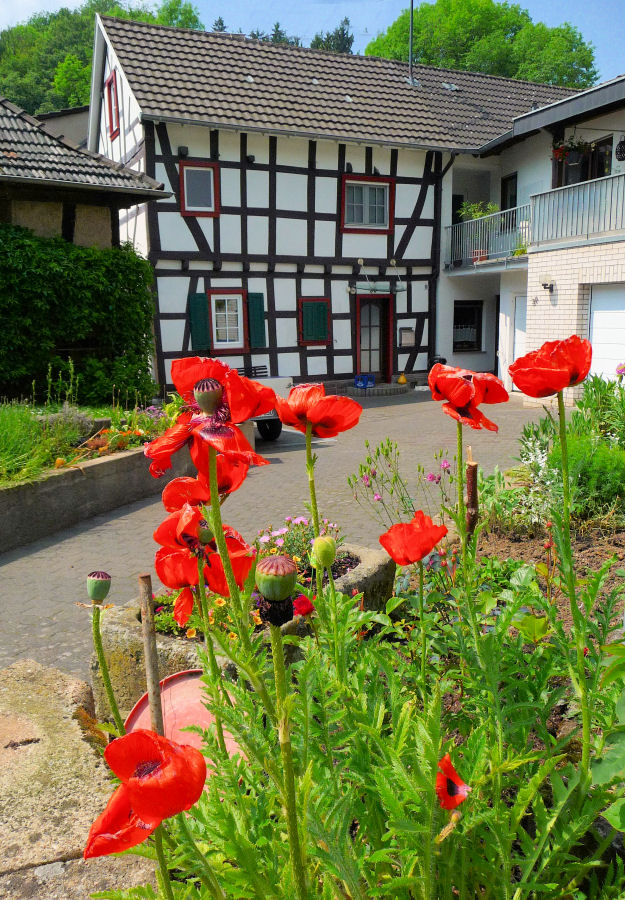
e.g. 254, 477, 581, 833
0, 401, 83, 483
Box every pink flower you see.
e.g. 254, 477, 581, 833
259, 534, 271, 544
362, 474, 370, 486
373, 493, 381, 501
276, 538, 284, 547
440, 460, 451, 471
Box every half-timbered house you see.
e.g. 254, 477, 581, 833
88, 16, 570, 390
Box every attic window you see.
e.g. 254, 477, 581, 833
180, 161, 220, 218
442, 82, 459, 91
105, 70, 120, 140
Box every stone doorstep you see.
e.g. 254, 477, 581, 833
0, 660, 155, 899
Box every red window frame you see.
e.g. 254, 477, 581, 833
105, 71, 120, 140
207, 289, 249, 354
298, 297, 332, 346
340, 174, 395, 234
180, 161, 221, 218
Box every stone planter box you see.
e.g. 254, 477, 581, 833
0, 445, 196, 553
91, 543, 395, 719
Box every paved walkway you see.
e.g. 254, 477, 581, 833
0, 391, 542, 679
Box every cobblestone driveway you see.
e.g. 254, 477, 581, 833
0, 391, 542, 679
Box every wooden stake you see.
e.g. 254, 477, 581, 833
465, 447, 479, 537
139, 573, 164, 736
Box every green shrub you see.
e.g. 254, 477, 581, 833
549, 434, 625, 519
0, 223, 157, 404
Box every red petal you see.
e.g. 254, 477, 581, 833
155, 547, 199, 589
379, 513, 448, 566
143, 423, 192, 477
442, 401, 498, 432
307, 395, 363, 438
509, 336, 592, 397
84, 784, 156, 859
435, 753, 470, 810
162, 476, 211, 512
173, 587, 194, 627
171, 357, 230, 405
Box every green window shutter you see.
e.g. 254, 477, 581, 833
188, 293, 210, 352
302, 301, 329, 343
247, 293, 266, 348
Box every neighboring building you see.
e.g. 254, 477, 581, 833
0, 96, 168, 249
88, 15, 571, 390
440, 76, 625, 395
36, 104, 90, 148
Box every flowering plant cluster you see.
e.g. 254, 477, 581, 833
551, 136, 591, 162
81, 338, 625, 898
256, 515, 341, 562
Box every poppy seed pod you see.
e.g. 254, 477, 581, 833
197, 518, 214, 544
87, 571, 111, 604
312, 535, 336, 570
193, 378, 224, 415
255, 555, 298, 603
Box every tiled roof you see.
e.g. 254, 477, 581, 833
100, 15, 576, 152
0, 97, 165, 196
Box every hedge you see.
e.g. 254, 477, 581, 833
0, 223, 157, 403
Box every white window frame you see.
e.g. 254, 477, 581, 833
210, 292, 245, 350
344, 179, 390, 229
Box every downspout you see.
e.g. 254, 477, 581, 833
408, 0, 414, 85
428, 151, 457, 368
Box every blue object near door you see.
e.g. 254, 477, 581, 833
354, 374, 375, 389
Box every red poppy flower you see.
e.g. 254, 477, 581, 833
275, 383, 362, 438
379, 511, 448, 566
428, 364, 509, 432
508, 335, 592, 398
161, 457, 250, 512
293, 594, 315, 617
143, 411, 194, 477
154, 504, 255, 624
171, 357, 275, 423
104, 729, 206, 825
84, 784, 156, 858
435, 753, 471, 810
189, 421, 268, 478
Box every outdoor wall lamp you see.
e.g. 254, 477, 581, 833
178, 146, 189, 158
246, 155, 255, 164
542, 282, 554, 293
540, 272, 555, 293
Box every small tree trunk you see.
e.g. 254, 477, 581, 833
465, 446, 479, 537
139, 573, 164, 736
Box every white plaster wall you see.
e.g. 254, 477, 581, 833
301, 277, 324, 294
276, 172, 307, 211
276, 317, 298, 347
499, 131, 553, 205
342, 232, 389, 259
561, 110, 625, 177
395, 184, 420, 219
247, 215, 268, 255
165, 124, 210, 158
276, 217, 307, 256
274, 279, 297, 312
247, 170, 269, 207
156, 276, 190, 314
332, 318, 352, 348
154, 162, 176, 195
307, 357, 327, 376
331, 281, 351, 314
277, 352, 300, 377
161, 319, 186, 353
436, 270, 500, 370
221, 167, 240, 207
333, 356, 354, 374
246, 133, 270, 164
315, 141, 338, 170
220, 215, 241, 254
315, 221, 335, 256
158, 211, 198, 251
278, 136, 309, 168
315, 177, 337, 214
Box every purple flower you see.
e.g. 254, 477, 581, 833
373, 493, 381, 502
370, 469, 376, 477
426, 472, 436, 482
259, 534, 271, 544
440, 459, 451, 471
617, 363, 625, 376
293, 516, 308, 525
276, 538, 284, 546
362, 474, 370, 487
285, 516, 292, 522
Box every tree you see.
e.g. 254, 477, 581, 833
212, 16, 227, 32
365, 0, 597, 89
250, 22, 301, 46
53, 52, 91, 106
155, 0, 203, 30
310, 17, 354, 54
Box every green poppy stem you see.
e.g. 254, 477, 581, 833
557, 390, 591, 786
456, 421, 467, 574
153, 824, 175, 900
305, 423, 324, 600
177, 813, 226, 899
91, 604, 125, 735
418, 560, 427, 701
269, 623, 308, 900
195, 563, 230, 759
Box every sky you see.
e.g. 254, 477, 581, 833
0, 0, 622, 83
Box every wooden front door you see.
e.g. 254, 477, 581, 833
357, 295, 392, 383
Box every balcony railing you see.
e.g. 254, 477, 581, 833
531, 172, 625, 247
444, 173, 625, 269
444, 205, 530, 269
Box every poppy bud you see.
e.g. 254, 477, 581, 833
255, 555, 298, 603
197, 518, 214, 544
87, 571, 111, 604
311, 535, 336, 570
193, 378, 224, 415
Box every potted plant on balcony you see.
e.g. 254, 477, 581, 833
552, 136, 590, 167
458, 200, 500, 262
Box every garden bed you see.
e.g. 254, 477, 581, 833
0, 446, 196, 553
91, 542, 395, 719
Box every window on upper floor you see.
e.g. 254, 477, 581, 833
555, 135, 613, 188
180, 161, 220, 217
453, 301, 483, 352
105, 71, 120, 140
341, 175, 394, 233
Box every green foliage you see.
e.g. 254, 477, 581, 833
0, 0, 203, 114
550, 435, 625, 520
365, 0, 597, 89
310, 17, 354, 54
212, 16, 227, 32
249, 21, 301, 46
0, 223, 156, 405
458, 199, 499, 220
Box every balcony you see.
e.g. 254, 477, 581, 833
443, 173, 625, 270
444, 205, 530, 271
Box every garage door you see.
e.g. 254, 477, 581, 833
590, 284, 625, 378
